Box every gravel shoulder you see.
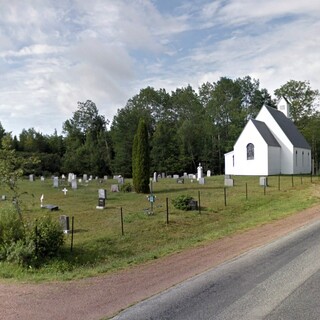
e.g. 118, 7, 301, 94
1, 204, 320, 320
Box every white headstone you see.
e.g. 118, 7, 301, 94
224, 178, 234, 187
197, 163, 203, 181
153, 172, 157, 182
111, 184, 119, 192
53, 176, 59, 188
29, 174, 34, 182
199, 177, 205, 185
71, 179, 77, 189
207, 170, 211, 177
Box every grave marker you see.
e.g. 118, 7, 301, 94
96, 189, 107, 209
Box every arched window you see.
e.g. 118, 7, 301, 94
247, 143, 254, 160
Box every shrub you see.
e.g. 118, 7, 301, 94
120, 182, 133, 193
30, 215, 65, 259
172, 194, 194, 211
5, 239, 35, 267
0, 205, 25, 246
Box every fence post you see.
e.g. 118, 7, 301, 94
120, 207, 124, 236
278, 175, 280, 191
35, 220, 38, 257
166, 198, 169, 225
70, 216, 74, 252
224, 187, 227, 206
198, 191, 201, 214
292, 175, 294, 187
245, 182, 248, 200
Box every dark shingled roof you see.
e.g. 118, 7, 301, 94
251, 119, 281, 147
265, 106, 311, 149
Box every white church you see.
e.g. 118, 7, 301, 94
224, 98, 311, 176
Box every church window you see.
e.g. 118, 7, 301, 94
247, 143, 254, 160
295, 150, 298, 166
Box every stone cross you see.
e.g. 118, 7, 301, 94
62, 188, 68, 195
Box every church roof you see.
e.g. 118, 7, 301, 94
251, 119, 281, 147
265, 106, 311, 149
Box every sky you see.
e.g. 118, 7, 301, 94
1, 0, 320, 137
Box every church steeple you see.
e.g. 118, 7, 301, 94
277, 97, 291, 118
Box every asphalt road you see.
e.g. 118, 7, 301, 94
112, 219, 320, 320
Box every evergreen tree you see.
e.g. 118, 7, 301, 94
132, 119, 150, 194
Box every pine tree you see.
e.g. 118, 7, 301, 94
132, 119, 150, 193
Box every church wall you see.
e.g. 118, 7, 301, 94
233, 121, 269, 175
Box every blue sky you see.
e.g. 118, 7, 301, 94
1, 0, 320, 136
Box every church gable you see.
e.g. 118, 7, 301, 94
225, 103, 311, 176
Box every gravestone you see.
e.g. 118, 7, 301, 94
68, 173, 73, 183
197, 163, 203, 181
188, 174, 194, 179
29, 174, 34, 182
207, 170, 211, 177
96, 189, 107, 209
1, 195, 6, 201
260, 177, 268, 187
71, 179, 77, 189
53, 176, 59, 188
40, 176, 45, 181
173, 174, 179, 179
111, 184, 119, 192
199, 177, 205, 185
176, 178, 184, 184
153, 172, 157, 182
162, 172, 165, 179
59, 215, 70, 234
104, 175, 108, 180
188, 199, 198, 210
183, 172, 188, 178
118, 176, 124, 185
224, 178, 234, 187
83, 174, 88, 182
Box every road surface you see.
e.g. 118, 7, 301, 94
113, 219, 320, 320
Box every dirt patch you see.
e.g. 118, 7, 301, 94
1, 204, 320, 320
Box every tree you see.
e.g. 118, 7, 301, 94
0, 134, 39, 220
62, 100, 111, 176
132, 119, 150, 193
274, 80, 319, 124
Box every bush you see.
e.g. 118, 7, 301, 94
120, 182, 133, 193
30, 215, 65, 259
0, 210, 65, 267
0, 206, 25, 246
172, 194, 194, 211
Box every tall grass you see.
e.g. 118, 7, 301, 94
0, 174, 319, 282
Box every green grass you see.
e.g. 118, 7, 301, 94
0, 174, 319, 282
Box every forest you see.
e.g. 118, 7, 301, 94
1, 77, 319, 177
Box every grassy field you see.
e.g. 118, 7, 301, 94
0, 174, 319, 282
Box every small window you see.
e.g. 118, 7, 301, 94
232, 155, 235, 167
247, 143, 254, 160
296, 150, 298, 166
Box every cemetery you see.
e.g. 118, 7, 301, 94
0, 173, 319, 281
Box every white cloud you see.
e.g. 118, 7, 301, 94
0, 0, 320, 136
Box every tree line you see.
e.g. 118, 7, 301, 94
1, 77, 319, 177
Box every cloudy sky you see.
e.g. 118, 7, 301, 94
1, 0, 320, 136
